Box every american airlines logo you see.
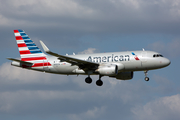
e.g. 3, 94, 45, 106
131, 52, 140, 61
87, 54, 130, 63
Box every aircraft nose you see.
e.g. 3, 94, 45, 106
162, 58, 171, 67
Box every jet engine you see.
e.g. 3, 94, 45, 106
96, 64, 118, 76
110, 72, 133, 80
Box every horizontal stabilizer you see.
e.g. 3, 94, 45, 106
7, 58, 33, 65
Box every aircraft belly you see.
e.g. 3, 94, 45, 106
53, 64, 78, 74
31, 67, 44, 71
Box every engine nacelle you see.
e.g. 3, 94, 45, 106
110, 72, 133, 80
96, 64, 118, 76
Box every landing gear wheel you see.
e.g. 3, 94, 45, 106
96, 80, 103, 86
144, 70, 149, 81
145, 77, 149, 81
85, 77, 92, 84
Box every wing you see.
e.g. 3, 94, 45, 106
40, 41, 99, 70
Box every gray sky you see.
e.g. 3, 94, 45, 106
0, 0, 180, 120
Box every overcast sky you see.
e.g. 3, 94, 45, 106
0, 0, 180, 120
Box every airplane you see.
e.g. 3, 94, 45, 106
7, 29, 171, 86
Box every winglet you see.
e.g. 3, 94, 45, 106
40, 40, 50, 52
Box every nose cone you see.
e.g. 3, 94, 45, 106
162, 58, 171, 67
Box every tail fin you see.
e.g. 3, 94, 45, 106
14, 29, 47, 62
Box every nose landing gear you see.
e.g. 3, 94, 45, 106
144, 70, 149, 81
145, 77, 149, 81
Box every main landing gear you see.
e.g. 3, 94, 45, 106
85, 75, 103, 86
85, 72, 92, 84
85, 77, 92, 84
144, 70, 149, 81
96, 75, 103, 86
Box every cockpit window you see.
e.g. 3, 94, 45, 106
153, 54, 163, 57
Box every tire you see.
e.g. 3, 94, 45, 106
96, 80, 103, 86
85, 77, 92, 84
145, 77, 149, 81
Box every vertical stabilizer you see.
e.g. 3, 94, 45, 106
14, 29, 47, 62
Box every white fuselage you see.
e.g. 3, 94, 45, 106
11, 50, 170, 75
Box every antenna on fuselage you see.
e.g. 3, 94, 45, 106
142, 48, 145, 51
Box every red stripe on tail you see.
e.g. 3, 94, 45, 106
19, 50, 31, 54
14, 30, 19, 33
16, 36, 23, 40
18, 43, 27, 47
